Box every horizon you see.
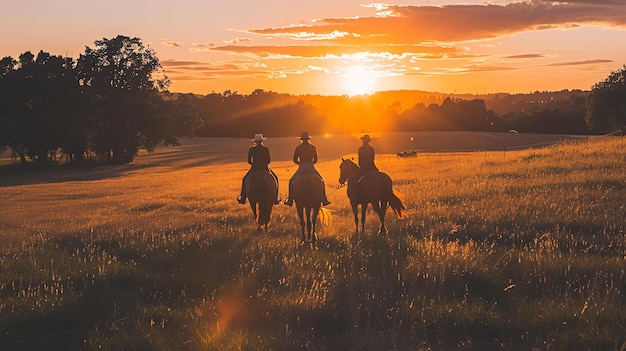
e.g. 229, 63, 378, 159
2, 1, 626, 96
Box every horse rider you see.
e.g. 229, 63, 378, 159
238, 133, 279, 204
283, 131, 331, 207
349, 134, 379, 198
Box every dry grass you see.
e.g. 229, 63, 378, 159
0, 134, 624, 350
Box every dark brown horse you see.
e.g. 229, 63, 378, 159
245, 170, 278, 232
292, 174, 329, 243
339, 158, 406, 234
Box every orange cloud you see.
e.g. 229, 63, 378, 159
225, 37, 253, 44
246, 1, 626, 44
504, 54, 546, 59
161, 59, 267, 80
161, 40, 183, 47
190, 43, 215, 52
544, 59, 614, 66
209, 44, 466, 59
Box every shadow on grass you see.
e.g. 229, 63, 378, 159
0, 163, 158, 188
0, 230, 248, 351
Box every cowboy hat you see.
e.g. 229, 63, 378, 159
360, 134, 371, 142
298, 131, 311, 140
252, 133, 267, 142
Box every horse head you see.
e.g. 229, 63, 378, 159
339, 157, 358, 185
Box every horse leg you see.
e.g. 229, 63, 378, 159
306, 208, 312, 241
360, 203, 367, 233
311, 207, 318, 244
250, 202, 261, 231
298, 206, 306, 242
375, 201, 388, 235
351, 202, 359, 233
250, 202, 256, 221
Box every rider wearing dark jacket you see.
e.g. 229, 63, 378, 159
358, 134, 377, 171
238, 133, 279, 204
284, 131, 331, 206
349, 134, 378, 198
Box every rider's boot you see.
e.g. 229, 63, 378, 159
237, 193, 246, 204
284, 181, 293, 206
322, 181, 331, 206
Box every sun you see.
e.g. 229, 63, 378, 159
342, 66, 378, 96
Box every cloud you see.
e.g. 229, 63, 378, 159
209, 44, 467, 59
190, 43, 215, 52
161, 40, 183, 47
225, 37, 253, 44
504, 54, 546, 59
246, 1, 626, 45
544, 0, 624, 5
544, 59, 614, 66
161, 59, 269, 80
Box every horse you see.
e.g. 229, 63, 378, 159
244, 170, 278, 232
291, 173, 329, 243
339, 158, 406, 234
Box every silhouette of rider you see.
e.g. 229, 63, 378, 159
284, 131, 331, 206
349, 134, 378, 198
238, 133, 279, 204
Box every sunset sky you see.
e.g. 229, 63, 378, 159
2, 0, 625, 96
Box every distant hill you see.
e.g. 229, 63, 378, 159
340, 89, 589, 115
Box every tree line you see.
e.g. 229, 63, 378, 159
0, 35, 202, 165
187, 80, 619, 139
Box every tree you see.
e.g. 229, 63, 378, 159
586, 65, 626, 134
0, 56, 17, 154
0, 51, 78, 164
76, 35, 186, 164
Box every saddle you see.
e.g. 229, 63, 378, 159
346, 170, 375, 198
248, 169, 278, 188
293, 172, 321, 186
356, 169, 378, 184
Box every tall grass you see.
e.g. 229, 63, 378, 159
0, 137, 625, 350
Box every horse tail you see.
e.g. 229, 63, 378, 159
317, 207, 331, 226
259, 175, 277, 226
388, 190, 406, 219
247, 171, 275, 227
258, 201, 271, 226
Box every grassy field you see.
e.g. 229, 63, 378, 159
0, 133, 624, 350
